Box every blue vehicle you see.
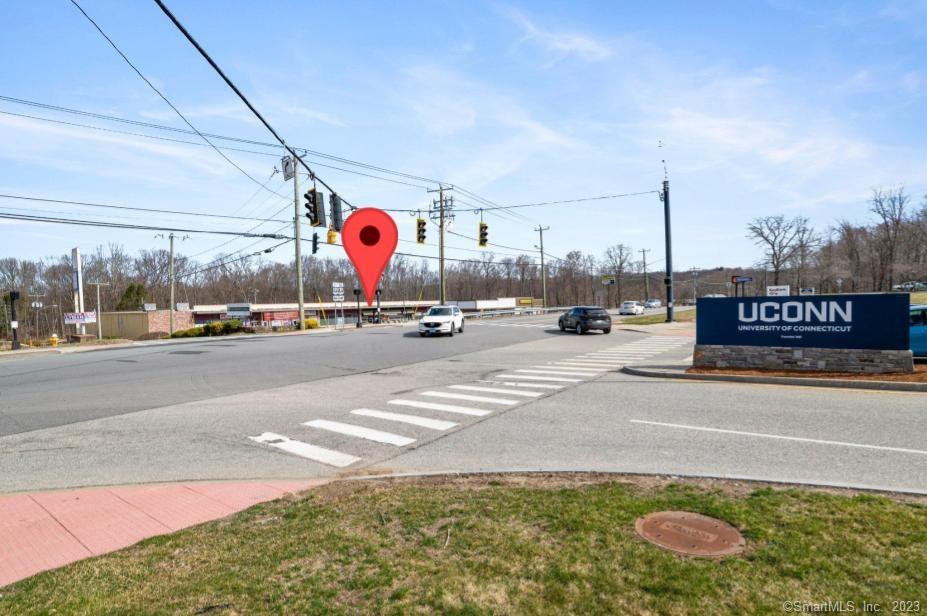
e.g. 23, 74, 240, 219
911, 304, 927, 357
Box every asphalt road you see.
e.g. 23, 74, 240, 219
3, 308, 924, 495
0, 316, 558, 437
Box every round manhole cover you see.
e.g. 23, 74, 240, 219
635, 511, 745, 557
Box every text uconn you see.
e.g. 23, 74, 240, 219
736, 300, 853, 333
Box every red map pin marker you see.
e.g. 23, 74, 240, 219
341, 207, 398, 306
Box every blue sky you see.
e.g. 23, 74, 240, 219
1, 0, 925, 272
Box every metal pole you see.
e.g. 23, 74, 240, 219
375, 288, 382, 323
169, 233, 175, 336
354, 287, 362, 328
9, 292, 20, 350
663, 179, 674, 322
535, 226, 549, 307
293, 159, 306, 330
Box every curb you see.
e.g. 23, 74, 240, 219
621, 365, 927, 392
344, 469, 927, 497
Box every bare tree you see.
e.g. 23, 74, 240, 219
869, 186, 910, 290
602, 244, 633, 307
746, 215, 805, 285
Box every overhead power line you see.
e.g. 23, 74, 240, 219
69, 0, 275, 196
0, 193, 290, 224
0, 211, 289, 238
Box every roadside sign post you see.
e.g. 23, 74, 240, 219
353, 287, 362, 328
731, 276, 753, 298
332, 281, 345, 329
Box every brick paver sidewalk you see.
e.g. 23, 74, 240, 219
0, 480, 324, 587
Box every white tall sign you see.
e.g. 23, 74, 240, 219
71, 247, 86, 334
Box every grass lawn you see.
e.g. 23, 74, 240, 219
2, 475, 925, 615
621, 308, 696, 325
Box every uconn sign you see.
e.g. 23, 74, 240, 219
697, 294, 909, 350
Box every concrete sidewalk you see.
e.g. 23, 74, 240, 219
0, 480, 324, 588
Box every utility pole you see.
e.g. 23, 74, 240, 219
427, 185, 454, 304
293, 158, 306, 330
87, 282, 110, 340
169, 233, 175, 336
662, 179, 674, 322
639, 249, 651, 301
157, 233, 188, 336
534, 226, 549, 307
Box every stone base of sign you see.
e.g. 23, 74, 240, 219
693, 345, 914, 374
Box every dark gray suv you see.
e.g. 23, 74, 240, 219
558, 306, 612, 334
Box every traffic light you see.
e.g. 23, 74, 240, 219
327, 228, 337, 244
331, 193, 343, 232
303, 189, 326, 227
478, 222, 488, 247
312, 232, 319, 254
314, 192, 326, 228
416, 218, 426, 244
303, 188, 317, 225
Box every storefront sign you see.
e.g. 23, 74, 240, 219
64, 312, 97, 325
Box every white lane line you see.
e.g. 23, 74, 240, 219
350, 408, 457, 431
449, 385, 543, 397
249, 432, 360, 467
303, 419, 415, 446
515, 369, 594, 377
421, 391, 519, 405
388, 399, 491, 416
630, 420, 927, 457
496, 374, 582, 382
488, 381, 565, 389
552, 363, 614, 370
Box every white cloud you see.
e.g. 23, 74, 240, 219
502, 6, 613, 61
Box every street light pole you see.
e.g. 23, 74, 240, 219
662, 179, 674, 322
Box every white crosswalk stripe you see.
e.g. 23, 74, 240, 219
515, 369, 594, 377
536, 365, 602, 372
487, 380, 565, 389
249, 432, 361, 467
449, 385, 544, 397
350, 408, 457, 431
388, 399, 492, 416
421, 391, 519, 405
496, 373, 583, 382
302, 419, 415, 446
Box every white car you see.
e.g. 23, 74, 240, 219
644, 299, 662, 309
418, 305, 464, 336
619, 301, 645, 315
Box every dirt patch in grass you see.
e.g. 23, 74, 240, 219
2, 473, 925, 615
688, 364, 927, 382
